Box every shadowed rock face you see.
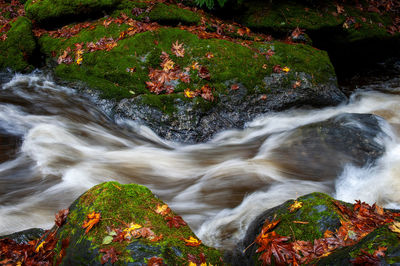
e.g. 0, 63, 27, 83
114, 74, 346, 143
269, 113, 386, 180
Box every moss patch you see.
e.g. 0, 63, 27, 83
25, 0, 122, 26
0, 16, 36, 72
39, 20, 335, 111
239, 0, 399, 42
56, 181, 223, 265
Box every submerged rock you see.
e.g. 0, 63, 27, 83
0, 228, 45, 245
54, 181, 223, 265
269, 113, 387, 180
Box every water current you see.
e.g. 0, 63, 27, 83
0, 70, 399, 250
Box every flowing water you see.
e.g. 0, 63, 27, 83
0, 70, 399, 250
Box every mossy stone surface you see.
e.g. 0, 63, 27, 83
25, 0, 122, 26
316, 225, 400, 265
55, 181, 223, 265
0, 16, 36, 72
229, 192, 343, 264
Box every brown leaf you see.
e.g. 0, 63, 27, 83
147, 257, 163, 266
171, 40, 185, 58
100, 247, 120, 264
55, 209, 69, 227
198, 66, 211, 80
165, 215, 187, 228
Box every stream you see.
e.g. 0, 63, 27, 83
0, 68, 399, 250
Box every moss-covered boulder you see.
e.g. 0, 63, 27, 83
223, 0, 400, 78
25, 0, 122, 26
0, 16, 36, 72
55, 181, 223, 265
37, 11, 345, 142
228, 192, 400, 265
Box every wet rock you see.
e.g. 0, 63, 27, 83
55, 182, 223, 265
269, 113, 387, 180
114, 73, 345, 143
227, 192, 343, 265
227, 192, 400, 265
0, 228, 45, 244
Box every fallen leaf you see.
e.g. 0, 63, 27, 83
100, 247, 120, 264
147, 257, 163, 266
205, 52, 214, 59
35, 241, 46, 253
184, 88, 196, 98
166, 215, 187, 228
231, 84, 239, 90
171, 40, 185, 57
102, 235, 113, 245
282, 66, 290, 73
155, 204, 170, 216
389, 221, 400, 236
184, 236, 202, 247
82, 211, 101, 234
55, 209, 69, 227
289, 200, 303, 213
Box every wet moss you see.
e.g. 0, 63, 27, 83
25, 0, 122, 26
270, 193, 342, 242
0, 16, 36, 72
316, 225, 400, 265
38, 16, 334, 111
56, 181, 223, 264
239, 0, 399, 42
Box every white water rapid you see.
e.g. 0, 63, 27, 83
0, 71, 399, 250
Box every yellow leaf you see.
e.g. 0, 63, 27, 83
184, 236, 202, 247
16, 262, 22, 266
288, 200, 303, 213
389, 221, 400, 236
188, 262, 197, 266
35, 241, 46, 253
155, 204, 170, 216
124, 223, 142, 233
162, 59, 175, 72
191, 62, 200, 70
282, 66, 290, 72
184, 88, 195, 98
76, 56, 83, 65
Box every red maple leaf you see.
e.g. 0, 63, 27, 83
100, 247, 120, 264
165, 215, 187, 228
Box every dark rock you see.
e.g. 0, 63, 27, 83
114, 74, 346, 143
0, 228, 45, 244
269, 113, 387, 180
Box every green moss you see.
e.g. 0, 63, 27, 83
56, 181, 223, 264
25, 0, 122, 25
315, 225, 400, 265
113, 1, 201, 25
38, 17, 334, 110
239, 0, 399, 42
0, 16, 36, 72
269, 193, 342, 242
148, 3, 201, 25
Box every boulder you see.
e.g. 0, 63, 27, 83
228, 192, 400, 265
269, 113, 387, 180
0, 16, 36, 72
219, 0, 400, 78
25, 0, 122, 26
54, 181, 223, 265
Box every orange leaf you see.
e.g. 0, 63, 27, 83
184, 236, 202, 247
82, 211, 101, 234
